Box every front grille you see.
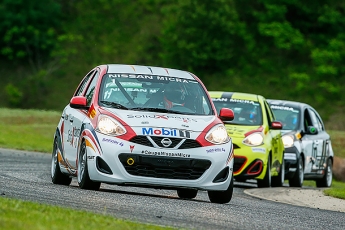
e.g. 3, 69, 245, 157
234, 157, 247, 173
119, 153, 211, 180
130, 136, 154, 147
179, 139, 202, 149
129, 135, 201, 149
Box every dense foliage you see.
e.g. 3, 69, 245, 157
0, 0, 344, 122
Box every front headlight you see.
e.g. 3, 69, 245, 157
282, 135, 294, 148
205, 124, 230, 144
243, 132, 263, 146
96, 115, 126, 136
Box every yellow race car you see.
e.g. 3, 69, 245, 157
209, 91, 285, 187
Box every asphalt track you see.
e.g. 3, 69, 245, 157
1, 148, 344, 230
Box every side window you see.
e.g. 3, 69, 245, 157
304, 109, 313, 130
85, 71, 100, 106
75, 70, 95, 96
263, 101, 273, 125
309, 109, 324, 131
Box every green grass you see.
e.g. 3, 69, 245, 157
0, 197, 172, 230
0, 108, 60, 153
324, 180, 345, 199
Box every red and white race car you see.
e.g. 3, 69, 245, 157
51, 64, 235, 203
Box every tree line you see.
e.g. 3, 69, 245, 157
0, 0, 344, 120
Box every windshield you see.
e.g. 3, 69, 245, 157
212, 98, 262, 126
270, 105, 300, 130
99, 73, 213, 115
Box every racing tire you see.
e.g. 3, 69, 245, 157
177, 189, 198, 199
208, 176, 233, 204
316, 158, 333, 188
272, 156, 285, 187
51, 139, 72, 186
289, 156, 304, 187
78, 141, 101, 190
257, 156, 271, 188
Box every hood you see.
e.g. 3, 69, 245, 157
224, 124, 263, 138
103, 108, 216, 132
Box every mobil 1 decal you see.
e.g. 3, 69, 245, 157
142, 127, 190, 138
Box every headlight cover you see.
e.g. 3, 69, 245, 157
243, 132, 263, 146
205, 124, 230, 144
282, 135, 294, 148
96, 115, 126, 136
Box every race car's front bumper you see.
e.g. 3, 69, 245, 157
231, 142, 269, 180
85, 133, 234, 191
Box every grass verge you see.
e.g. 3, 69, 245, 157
0, 108, 60, 152
323, 180, 345, 200
0, 197, 172, 230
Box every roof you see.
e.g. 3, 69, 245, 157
105, 64, 196, 80
208, 91, 261, 102
267, 99, 310, 109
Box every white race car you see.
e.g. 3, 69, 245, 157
51, 64, 235, 203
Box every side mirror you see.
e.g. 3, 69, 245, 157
70, 96, 88, 109
219, 108, 234, 121
271, 121, 283, 130
306, 126, 318, 135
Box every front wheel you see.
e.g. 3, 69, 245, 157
177, 189, 198, 199
208, 176, 233, 204
51, 139, 72, 186
257, 156, 271, 188
289, 156, 304, 187
316, 158, 332, 188
272, 157, 285, 187
78, 141, 101, 190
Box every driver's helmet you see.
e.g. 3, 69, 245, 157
285, 113, 298, 129
239, 107, 256, 122
163, 87, 186, 109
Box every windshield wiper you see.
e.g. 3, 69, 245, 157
100, 101, 128, 110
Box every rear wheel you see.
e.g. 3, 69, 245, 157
177, 189, 198, 199
51, 139, 72, 185
272, 156, 285, 187
257, 157, 271, 188
316, 158, 332, 188
289, 156, 304, 187
208, 176, 233, 204
78, 141, 101, 190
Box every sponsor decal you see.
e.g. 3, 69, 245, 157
89, 109, 96, 119
108, 74, 193, 83
270, 105, 295, 112
212, 98, 228, 102
67, 127, 81, 148
229, 98, 255, 105
127, 114, 197, 123
142, 127, 190, 138
252, 147, 266, 153
130, 145, 135, 153
87, 156, 95, 160
141, 150, 190, 158
102, 138, 124, 146
206, 148, 226, 153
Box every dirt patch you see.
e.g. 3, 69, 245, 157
333, 156, 345, 182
